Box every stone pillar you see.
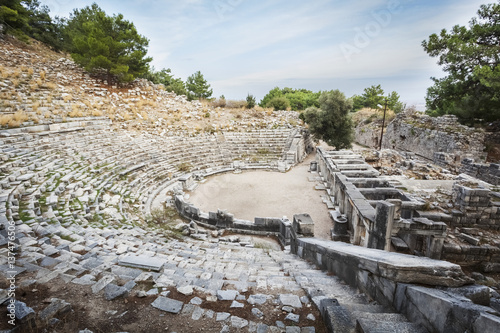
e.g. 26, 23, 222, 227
428, 235, 445, 260
368, 201, 395, 251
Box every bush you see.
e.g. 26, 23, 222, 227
267, 96, 290, 111
246, 94, 256, 109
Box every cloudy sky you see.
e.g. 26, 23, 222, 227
45, 0, 488, 108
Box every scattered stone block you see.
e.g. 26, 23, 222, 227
217, 289, 238, 301
118, 255, 166, 271
151, 296, 183, 314
103, 284, 128, 300
279, 294, 302, 308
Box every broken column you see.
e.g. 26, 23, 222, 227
367, 201, 395, 251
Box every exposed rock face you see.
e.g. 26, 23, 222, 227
355, 111, 486, 165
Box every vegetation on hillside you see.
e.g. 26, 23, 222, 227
423, 2, 500, 124
259, 87, 320, 111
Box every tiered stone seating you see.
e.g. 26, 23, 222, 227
1, 121, 297, 232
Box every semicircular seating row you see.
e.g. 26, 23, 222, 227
0, 121, 296, 230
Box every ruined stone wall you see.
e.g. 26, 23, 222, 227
289, 233, 500, 333
460, 159, 500, 185
355, 112, 486, 165
451, 184, 500, 230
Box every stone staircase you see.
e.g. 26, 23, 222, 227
270, 251, 427, 333
0, 212, 428, 332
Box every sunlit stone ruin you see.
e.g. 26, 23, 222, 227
1, 36, 500, 333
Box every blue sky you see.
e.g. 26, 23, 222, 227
45, 0, 488, 108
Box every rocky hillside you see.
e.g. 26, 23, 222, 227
0, 36, 301, 135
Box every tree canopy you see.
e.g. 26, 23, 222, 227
143, 67, 187, 96
422, 2, 500, 123
300, 90, 354, 150
351, 85, 405, 113
64, 3, 151, 85
186, 71, 213, 100
259, 87, 320, 111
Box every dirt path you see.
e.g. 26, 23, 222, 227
188, 153, 332, 240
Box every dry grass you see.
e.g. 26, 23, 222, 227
0, 114, 12, 126
352, 107, 396, 126
91, 109, 103, 116
20, 65, 28, 72
32, 101, 40, 112
12, 79, 20, 87
29, 81, 38, 91
13, 111, 28, 122
63, 94, 73, 102
122, 112, 132, 121
40, 70, 46, 81
226, 100, 247, 109
1, 71, 9, 79
8, 119, 21, 128
27, 67, 34, 76
46, 95, 53, 103
44, 111, 51, 118
36, 78, 43, 86
13, 69, 21, 78
69, 109, 84, 117
46, 82, 57, 90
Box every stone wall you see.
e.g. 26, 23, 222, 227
316, 148, 447, 259
460, 158, 500, 185
174, 195, 284, 236
289, 232, 500, 333
355, 111, 486, 165
451, 183, 500, 230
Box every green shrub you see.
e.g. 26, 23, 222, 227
246, 94, 256, 109
267, 96, 290, 111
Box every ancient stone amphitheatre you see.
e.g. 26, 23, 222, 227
1, 37, 500, 333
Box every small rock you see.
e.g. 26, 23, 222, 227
190, 297, 203, 305
230, 301, 244, 308
285, 313, 299, 323
252, 308, 264, 319
231, 316, 248, 329
177, 285, 194, 296
216, 312, 231, 321
306, 313, 316, 321
217, 290, 238, 301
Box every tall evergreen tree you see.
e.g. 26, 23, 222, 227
186, 71, 212, 100
64, 3, 151, 85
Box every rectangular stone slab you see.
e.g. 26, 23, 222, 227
118, 255, 166, 272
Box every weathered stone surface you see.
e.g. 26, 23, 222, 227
103, 284, 128, 300
217, 290, 238, 301
285, 313, 299, 323
216, 312, 231, 321
151, 296, 183, 314
279, 294, 302, 308
177, 285, 194, 296
92, 275, 115, 294
231, 316, 248, 328
38, 298, 71, 321
15, 301, 35, 322
118, 255, 166, 271
296, 238, 471, 287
